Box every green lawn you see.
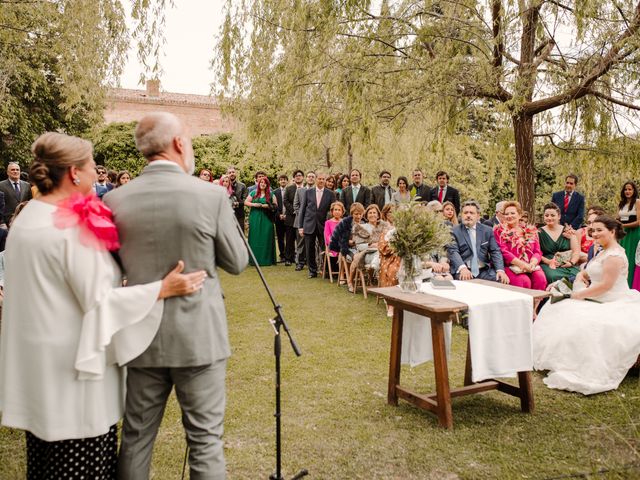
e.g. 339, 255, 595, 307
1, 266, 639, 479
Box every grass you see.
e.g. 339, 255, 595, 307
2, 265, 640, 479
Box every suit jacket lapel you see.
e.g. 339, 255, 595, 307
461, 227, 473, 251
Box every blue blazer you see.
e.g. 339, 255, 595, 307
551, 190, 585, 230
447, 223, 504, 278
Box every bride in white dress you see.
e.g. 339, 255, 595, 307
533, 215, 640, 395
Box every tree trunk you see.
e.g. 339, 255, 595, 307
512, 113, 535, 216
347, 140, 353, 172
325, 145, 331, 169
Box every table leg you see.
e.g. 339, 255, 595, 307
517, 371, 534, 413
431, 316, 453, 429
464, 336, 473, 386
387, 306, 403, 406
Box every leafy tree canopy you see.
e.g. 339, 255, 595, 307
216, 0, 640, 214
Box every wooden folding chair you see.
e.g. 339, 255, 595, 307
337, 253, 350, 286
321, 247, 339, 283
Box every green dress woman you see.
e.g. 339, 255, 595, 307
618, 182, 640, 287
245, 178, 277, 266
538, 204, 580, 283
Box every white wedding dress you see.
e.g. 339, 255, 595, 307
533, 245, 640, 395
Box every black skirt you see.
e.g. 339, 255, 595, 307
26, 424, 117, 479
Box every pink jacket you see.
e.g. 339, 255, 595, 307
494, 225, 542, 265
324, 219, 341, 256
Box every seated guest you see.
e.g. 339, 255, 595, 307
533, 215, 640, 395
371, 170, 395, 209
348, 204, 388, 289
378, 207, 399, 316
483, 201, 506, 228
426, 200, 443, 213
442, 201, 458, 225
520, 211, 530, 227
329, 203, 365, 289
494, 201, 547, 290
448, 200, 509, 283
538, 203, 580, 283
324, 201, 345, 268
428, 171, 460, 214
391, 176, 411, 205
578, 206, 605, 254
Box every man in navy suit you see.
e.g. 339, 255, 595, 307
428, 170, 461, 214
551, 174, 585, 230
297, 172, 336, 278
447, 200, 509, 283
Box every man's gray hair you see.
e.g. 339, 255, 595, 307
7, 162, 20, 169
426, 200, 443, 212
134, 112, 183, 158
495, 201, 506, 214
462, 200, 482, 213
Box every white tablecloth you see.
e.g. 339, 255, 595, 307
401, 281, 534, 382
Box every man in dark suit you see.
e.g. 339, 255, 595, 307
0, 162, 32, 224
272, 174, 288, 262
482, 201, 506, 228
370, 170, 395, 209
447, 200, 509, 283
227, 166, 247, 226
296, 172, 336, 278
428, 170, 461, 214
283, 170, 304, 266
410, 168, 430, 202
551, 174, 585, 230
339, 169, 371, 212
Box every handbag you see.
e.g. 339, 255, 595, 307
553, 250, 572, 264
265, 199, 278, 222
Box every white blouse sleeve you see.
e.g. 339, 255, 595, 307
63, 232, 164, 380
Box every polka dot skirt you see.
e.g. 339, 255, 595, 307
26, 425, 117, 479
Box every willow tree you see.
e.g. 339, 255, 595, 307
0, 0, 169, 166
217, 0, 640, 214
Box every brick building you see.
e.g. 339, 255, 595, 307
104, 80, 235, 135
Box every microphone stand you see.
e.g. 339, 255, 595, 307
181, 216, 308, 480
237, 217, 308, 480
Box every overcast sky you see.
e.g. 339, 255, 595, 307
119, 0, 225, 95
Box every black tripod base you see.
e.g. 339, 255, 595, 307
269, 469, 308, 480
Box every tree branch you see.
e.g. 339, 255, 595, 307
588, 89, 640, 110
525, 1, 640, 115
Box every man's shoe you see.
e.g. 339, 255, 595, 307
295, 265, 304, 271
308, 272, 318, 278
285, 261, 291, 266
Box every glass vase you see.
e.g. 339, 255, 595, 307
398, 255, 423, 293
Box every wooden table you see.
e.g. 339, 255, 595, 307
369, 279, 549, 429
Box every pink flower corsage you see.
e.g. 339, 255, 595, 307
53, 192, 120, 251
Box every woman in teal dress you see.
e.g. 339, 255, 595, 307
618, 181, 640, 287
538, 203, 580, 283
245, 177, 277, 266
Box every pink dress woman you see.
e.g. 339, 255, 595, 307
324, 218, 340, 257
494, 224, 547, 290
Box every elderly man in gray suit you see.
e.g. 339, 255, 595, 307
104, 112, 248, 480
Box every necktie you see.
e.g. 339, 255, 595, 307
384, 187, 391, 205
352, 186, 359, 203
468, 227, 480, 277
438, 188, 444, 203
13, 182, 20, 196
564, 192, 570, 212
316, 189, 322, 207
